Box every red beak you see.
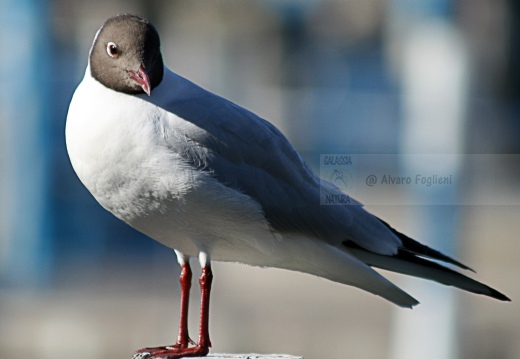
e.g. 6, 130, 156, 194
129, 65, 151, 96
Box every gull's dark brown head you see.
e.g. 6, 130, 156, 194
89, 14, 164, 96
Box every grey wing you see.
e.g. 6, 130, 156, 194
154, 74, 401, 255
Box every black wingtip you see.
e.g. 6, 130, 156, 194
488, 288, 511, 302
377, 217, 475, 272
439, 255, 475, 273
345, 240, 511, 303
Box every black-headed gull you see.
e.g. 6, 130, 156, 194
66, 14, 509, 359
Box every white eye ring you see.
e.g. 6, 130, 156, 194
106, 42, 119, 58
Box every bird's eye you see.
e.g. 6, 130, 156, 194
106, 42, 119, 58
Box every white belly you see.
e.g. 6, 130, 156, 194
66, 70, 277, 263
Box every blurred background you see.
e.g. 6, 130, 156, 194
1, 0, 519, 358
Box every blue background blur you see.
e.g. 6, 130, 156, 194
1, 1, 519, 358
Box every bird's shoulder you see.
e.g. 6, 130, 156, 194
147, 68, 314, 186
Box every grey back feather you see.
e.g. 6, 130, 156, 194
142, 69, 401, 255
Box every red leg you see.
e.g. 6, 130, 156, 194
174, 263, 195, 348
196, 265, 213, 349
133, 265, 213, 359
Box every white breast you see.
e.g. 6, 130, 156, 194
66, 69, 278, 261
